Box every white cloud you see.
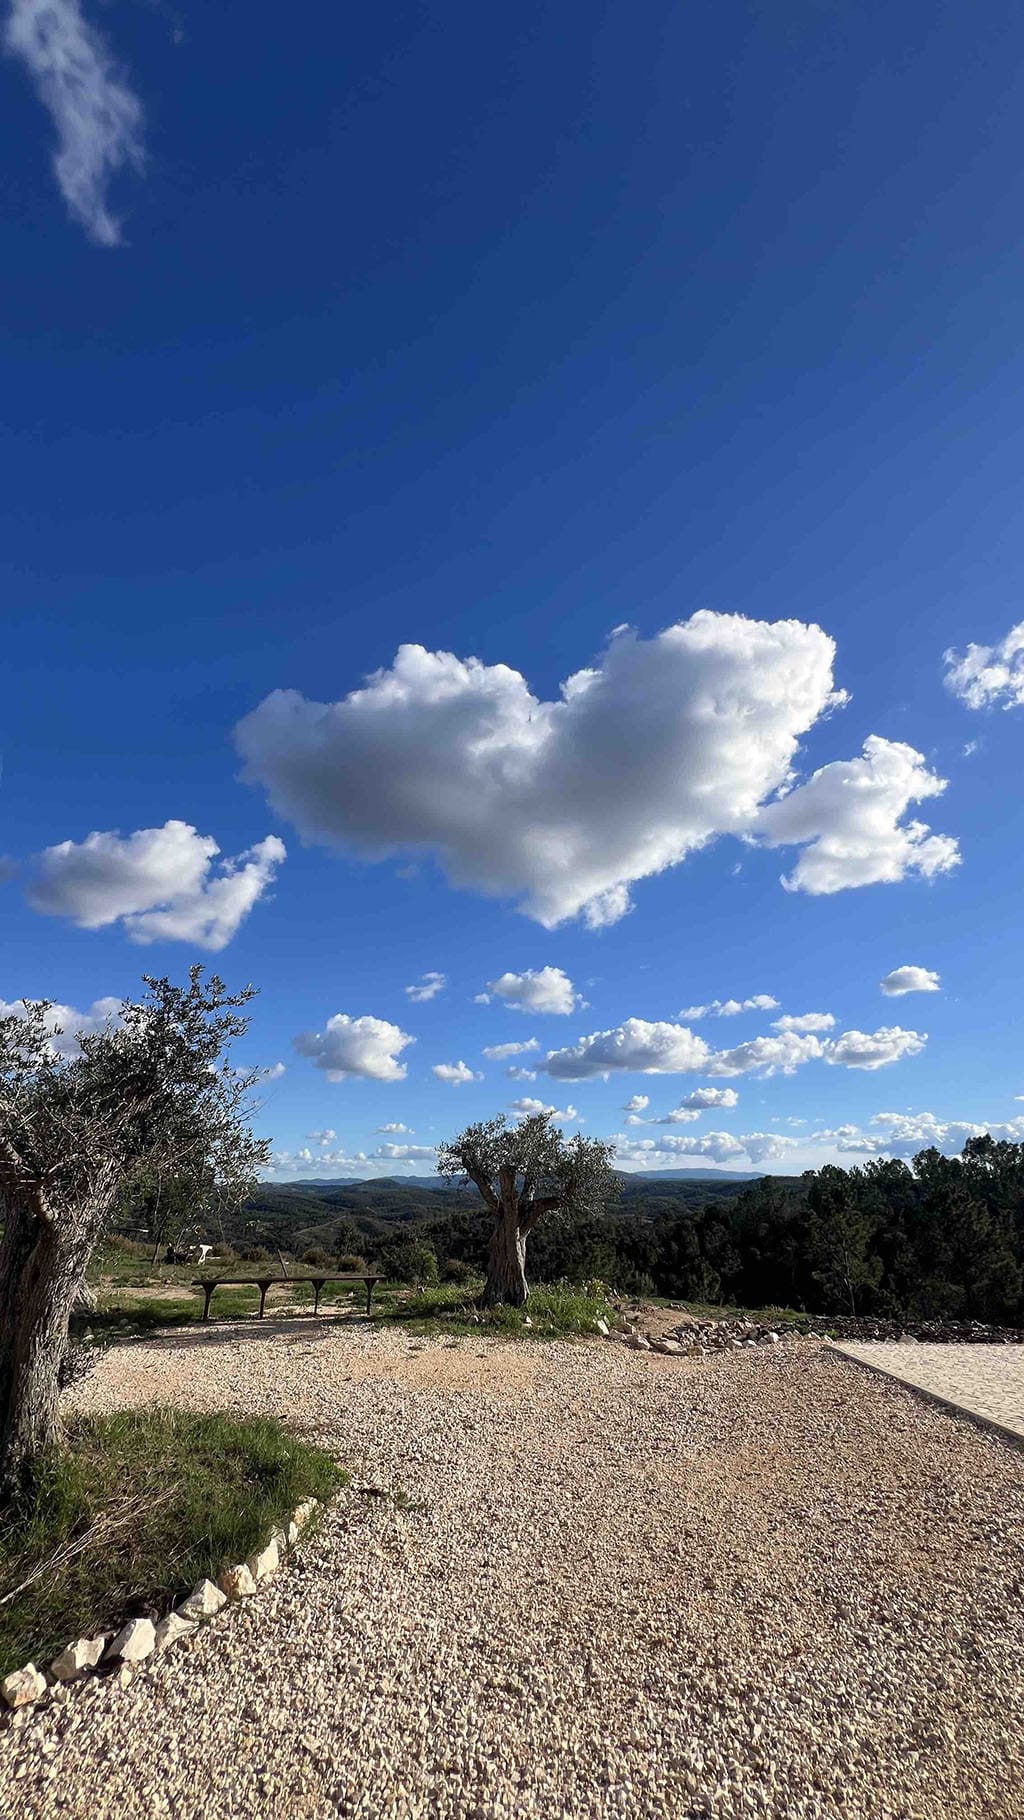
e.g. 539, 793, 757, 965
0, 993, 121, 1059
294, 1013, 414, 1083
613, 1130, 798, 1169
306, 1129, 336, 1145
879, 965, 941, 997
432, 1060, 481, 1084
236, 613, 963, 931
505, 1065, 537, 1081
545, 1018, 925, 1080
488, 968, 580, 1015
824, 1027, 926, 1071
509, 1097, 581, 1122
482, 1037, 540, 1060
376, 1121, 415, 1134
680, 995, 779, 1019
473, 992, 491, 1005
678, 1086, 739, 1109
546, 1019, 713, 1081
375, 1143, 437, 1162
623, 1093, 650, 1113
704, 1031, 827, 1077
26, 821, 285, 951
649, 1107, 700, 1124
812, 1111, 1024, 1159
757, 736, 959, 895
5, 0, 145, 246
944, 621, 1024, 710
405, 971, 446, 1002
260, 1062, 287, 1080
772, 1012, 836, 1033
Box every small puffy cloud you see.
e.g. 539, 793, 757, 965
26, 821, 285, 951
772, 1012, 836, 1033
704, 1030, 827, 1077
405, 971, 446, 1003
376, 1121, 415, 1134
432, 1060, 481, 1084
546, 1019, 712, 1081
306, 1129, 336, 1145
509, 1097, 581, 1122
879, 965, 941, 997
0, 994, 121, 1060
488, 968, 580, 1015
650, 1107, 700, 1124
680, 995, 778, 1019
294, 1014, 414, 1082
5, 0, 145, 246
825, 1026, 926, 1071
678, 1086, 739, 1109
260, 1062, 287, 1080
375, 1143, 438, 1162
757, 737, 959, 895
623, 1094, 650, 1113
483, 1037, 540, 1060
506, 1064, 537, 1081
473, 992, 491, 1005
944, 622, 1024, 710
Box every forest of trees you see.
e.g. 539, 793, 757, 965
121, 1135, 1024, 1324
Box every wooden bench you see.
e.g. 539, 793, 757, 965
191, 1274, 381, 1322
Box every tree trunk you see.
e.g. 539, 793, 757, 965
0, 1203, 95, 1500
482, 1203, 529, 1306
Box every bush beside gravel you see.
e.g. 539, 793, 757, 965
0, 1408, 342, 1678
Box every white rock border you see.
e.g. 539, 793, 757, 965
0, 1496, 324, 1719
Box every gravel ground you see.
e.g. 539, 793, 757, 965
2, 1324, 1023, 1820
835, 1342, 1024, 1441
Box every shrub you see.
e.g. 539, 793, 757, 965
302, 1246, 331, 1269
335, 1252, 368, 1273
239, 1244, 272, 1263
442, 1257, 475, 1285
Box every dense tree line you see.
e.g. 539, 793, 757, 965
349, 1138, 1024, 1322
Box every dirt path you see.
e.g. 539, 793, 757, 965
2, 1327, 1022, 1820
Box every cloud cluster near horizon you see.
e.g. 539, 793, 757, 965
235, 614, 959, 929
5, 0, 145, 245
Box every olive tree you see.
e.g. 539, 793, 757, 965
0, 969, 270, 1497
437, 1113, 616, 1306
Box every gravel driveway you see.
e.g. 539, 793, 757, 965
2, 1326, 1023, 1820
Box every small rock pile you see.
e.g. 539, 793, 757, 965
0, 1497, 322, 1717
608, 1314, 811, 1355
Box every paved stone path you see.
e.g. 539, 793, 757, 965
833, 1342, 1024, 1443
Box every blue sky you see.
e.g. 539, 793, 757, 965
2, 0, 1023, 1177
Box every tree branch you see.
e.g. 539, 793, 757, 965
519, 1194, 563, 1235
0, 1133, 53, 1225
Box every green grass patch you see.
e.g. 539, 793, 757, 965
373, 1278, 613, 1339
0, 1408, 343, 1679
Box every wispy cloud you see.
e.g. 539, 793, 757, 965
5, 0, 145, 245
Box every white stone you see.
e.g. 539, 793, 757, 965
767, 1332, 780, 1344
270, 1527, 288, 1554
177, 1578, 227, 1621
292, 1498, 318, 1533
246, 1539, 280, 1584
218, 1562, 258, 1599
153, 1612, 197, 1652
1, 1664, 46, 1709
594, 1319, 610, 1336
50, 1637, 106, 1683
286, 1520, 300, 1547
106, 1618, 156, 1665
654, 1339, 684, 1356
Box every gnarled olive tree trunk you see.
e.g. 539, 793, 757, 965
0, 1195, 103, 1498
483, 1198, 529, 1306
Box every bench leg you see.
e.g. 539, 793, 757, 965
258, 1283, 269, 1319
202, 1285, 213, 1322
313, 1282, 322, 1316
365, 1281, 373, 1316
